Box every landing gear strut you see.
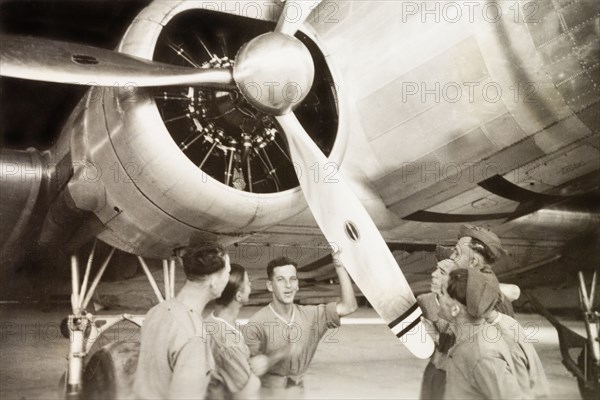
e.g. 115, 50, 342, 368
527, 270, 599, 400
63, 240, 177, 399
576, 271, 599, 399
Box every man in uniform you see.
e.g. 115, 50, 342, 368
134, 246, 231, 399
486, 307, 549, 398
245, 255, 357, 389
440, 268, 524, 399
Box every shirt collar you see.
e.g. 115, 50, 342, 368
268, 303, 296, 325
210, 312, 244, 339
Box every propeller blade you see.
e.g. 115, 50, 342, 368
276, 113, 435, 359
0, 35, 235, 89
275, 0, 322, 36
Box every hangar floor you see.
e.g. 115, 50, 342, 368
0, 305, 583, 399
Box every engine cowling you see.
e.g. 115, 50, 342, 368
66, 1, 347, 258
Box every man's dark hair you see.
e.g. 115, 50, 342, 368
469, 238, 496, 264
182, 246, 227, 281
216, 263, 246, 306
447, 269, 468, 306
266, 257, 297, 280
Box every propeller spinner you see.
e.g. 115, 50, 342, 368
233, 32, 315, 116
232, 0, 320, 115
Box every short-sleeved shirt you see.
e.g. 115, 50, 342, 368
445, 322, 523, 399
491, 313, 549, 398
245, 302, 340, 386
134, 299, 214, 399
205, 313, 253, 399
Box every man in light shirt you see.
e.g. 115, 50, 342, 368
245, 255, 357, 390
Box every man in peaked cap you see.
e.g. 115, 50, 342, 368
450, 224, 504, 271
445, 224, 521, 312
438, 268, 523, 399
435, 224, 521, 310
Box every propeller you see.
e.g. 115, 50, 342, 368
210, 0, 436, 358
0, 35, 234, 89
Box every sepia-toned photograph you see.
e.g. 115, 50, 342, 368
1, 1, 598, 399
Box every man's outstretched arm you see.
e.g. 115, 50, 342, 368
333, 254, 358, 317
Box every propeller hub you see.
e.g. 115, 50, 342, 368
233, 32, 315, 116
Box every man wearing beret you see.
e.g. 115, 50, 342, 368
438, 268, 524, 399
426, 259, 549, 398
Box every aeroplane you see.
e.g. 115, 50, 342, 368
1, 0, 599, 398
